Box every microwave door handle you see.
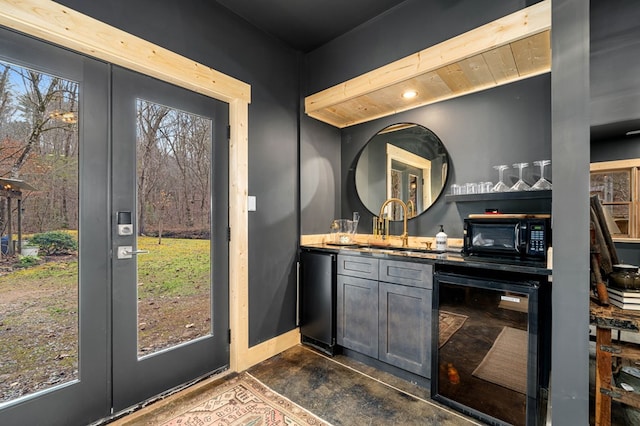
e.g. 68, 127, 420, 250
514, 224, 521, 253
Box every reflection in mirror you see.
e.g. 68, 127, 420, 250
355, 123, 449, 220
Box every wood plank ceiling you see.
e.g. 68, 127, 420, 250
305, 0, 551, 128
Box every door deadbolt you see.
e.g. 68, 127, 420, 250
117, 211, 133, 236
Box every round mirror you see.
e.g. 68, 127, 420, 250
355, 123, 449, 220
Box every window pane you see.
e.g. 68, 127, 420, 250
604, 204, 630, 236
135, 99, 212, 357
590, 170, 630, 203
0, 61, 79, 402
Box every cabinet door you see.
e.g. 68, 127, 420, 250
379, 282, 431, 377
337, 275, 379, 357
300, 251, 335, 347
379, 259, 432, 288
337, 255, 379, 280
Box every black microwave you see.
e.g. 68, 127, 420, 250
463, 216, 551, 261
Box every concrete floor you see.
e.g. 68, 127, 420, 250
248, 345, 479, 425
110, 344, 480, 425
107, 341, 640, 425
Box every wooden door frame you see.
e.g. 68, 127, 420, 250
0, 0, 298, 374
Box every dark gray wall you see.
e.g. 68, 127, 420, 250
592, 135, 640, 162
300, 116, 342, 234
57, 0, 301, 346
341, 75, 551, 239
615, 243, 640, 266
299, 0, 542, 234
304, 0, 541, 94
591, 0, 640, 127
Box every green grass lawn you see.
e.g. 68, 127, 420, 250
137, 236, 211, 298
5, 235, 211, 297
0, 235, 211, 402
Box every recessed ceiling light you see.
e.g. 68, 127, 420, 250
402, 90, 417, 99
626, 130, 640, 136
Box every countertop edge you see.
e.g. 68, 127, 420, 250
300, 243, 552, 276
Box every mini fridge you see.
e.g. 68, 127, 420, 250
433, 271, 549, 426
299, 250, 337, 355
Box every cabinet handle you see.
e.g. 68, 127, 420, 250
296, 261, 300, 327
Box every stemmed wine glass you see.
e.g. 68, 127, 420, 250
509, 162, 530, 191
491, 165, 510, 192
530, 160, 552, 190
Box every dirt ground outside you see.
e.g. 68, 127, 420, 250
0, 236, 211, 404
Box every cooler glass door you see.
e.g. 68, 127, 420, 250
433, 273, 539, 426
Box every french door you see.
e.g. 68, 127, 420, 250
110, 66, 229, 411
0, 28, 229, 425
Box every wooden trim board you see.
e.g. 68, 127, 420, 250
0, 0, 250, 103
591, 158, 640, 172
305, 0, 551, 128
0, 0, 297, 375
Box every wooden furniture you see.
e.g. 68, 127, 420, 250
590, 300, 640, 426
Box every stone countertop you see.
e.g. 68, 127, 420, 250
300, 243, 552, 276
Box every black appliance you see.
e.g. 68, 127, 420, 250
299, 250, 337, 355
433, 271, 550, 426
463, 216, 550, 261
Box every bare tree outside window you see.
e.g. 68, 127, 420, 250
0, 61, 80, 403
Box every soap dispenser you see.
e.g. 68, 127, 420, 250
436, 225, 448, 251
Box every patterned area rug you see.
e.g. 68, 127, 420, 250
438, 310, 468, 348
472, 326, 528, 394
161, 373, 330, 425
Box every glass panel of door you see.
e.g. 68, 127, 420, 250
0, 58, 80, 405
134, 98, 214, 357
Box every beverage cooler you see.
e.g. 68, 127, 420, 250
432, 271, 550, 426
299, 250, 337, 355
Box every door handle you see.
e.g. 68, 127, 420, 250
117, 246, 149, 259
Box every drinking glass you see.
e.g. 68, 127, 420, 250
465, 182, 478, 194
478, 182, 493, 193
509, 162, 530, 191
491, 165, 510, 192
531, 160, 552, 190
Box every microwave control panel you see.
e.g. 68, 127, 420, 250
526, 223, 547, 256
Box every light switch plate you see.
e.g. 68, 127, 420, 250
248, 195, 256, 211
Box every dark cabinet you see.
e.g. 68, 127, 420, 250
379, 287, 431, 376
337, 254, 379, 280
337, 254, 433, 378
379, 259, 432, 377
379, 259, 433, 288
336, 258, 379, 358
300, 250, 336, 354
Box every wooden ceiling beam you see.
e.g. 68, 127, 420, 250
305, 0, 551, 128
